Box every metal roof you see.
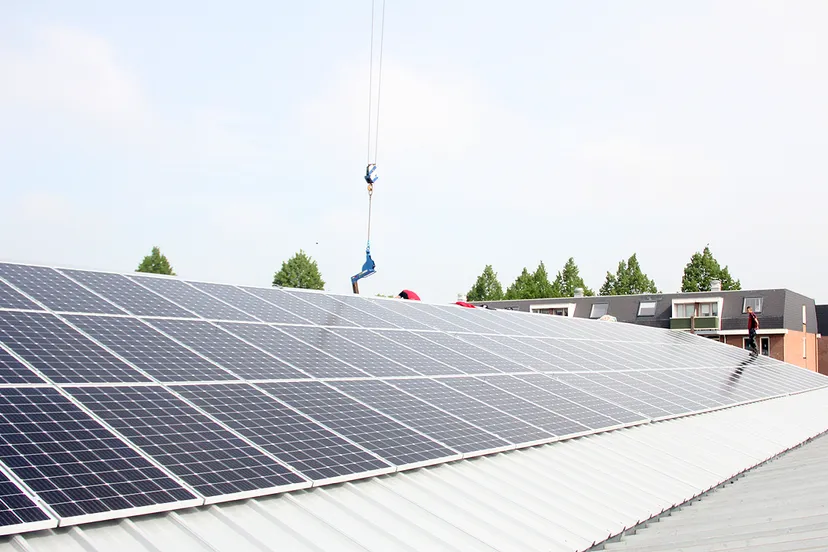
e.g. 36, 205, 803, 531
601, 426, 828, 551
4, 386, 828, 552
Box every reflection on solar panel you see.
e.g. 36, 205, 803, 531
259, 381, 458, 467
189, 282, 309, 324
0, 387, 196, 520
331, 379, 510, 453
59, 270, 194, 318
279, 326, 419, 377
0, 348, 44, 384
219, 323, 365, 378
0, 261, 825, 535
65, 315, 237, 382
0, 311, 149, 383
0, 264, 123, 314
127, 276, 257, 321
391, 378, 551, 445
0, 281, 42, 311
66, 386, 305, 498
174, 383, 391, 481
145, 319, 308, 380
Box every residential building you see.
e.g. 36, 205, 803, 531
817, 304, 828, 376
474, 283, 819, 371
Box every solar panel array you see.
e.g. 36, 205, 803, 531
0, 261, 825, 536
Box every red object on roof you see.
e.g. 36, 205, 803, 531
399, 290, 420, 300
454, 301, 476, 308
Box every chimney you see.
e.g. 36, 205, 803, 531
574, 288, 584, 298
710, 279, 721, 292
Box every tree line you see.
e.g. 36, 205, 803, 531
466, 246, 741, 302
135, 244, 740, 300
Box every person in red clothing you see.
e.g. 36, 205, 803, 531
397, 290, 420, 300
746, 306, 760, 355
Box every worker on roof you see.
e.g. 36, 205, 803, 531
397, 290, 420, 300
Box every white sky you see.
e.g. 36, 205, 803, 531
1, 1, 826, 303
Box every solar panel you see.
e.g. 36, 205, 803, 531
504, 338, 587, 371
0, 347, 45, 384
144, 319, 309, 380
0, 263, 124, 314
64, 315, 237, 382
328, 328, 464, 376
66, 386, 306, 499
426, 305, 510, 334
219, 323, 366, 378
439, 376, 593, 436
473, 309, 547, 337
0, 387, 197, 520
477, 374, 622, 431
514, 374, 646, 425
556, 373, 674, 419
325, 295, 434, 330
455, 334, 563, 371
241, 287, 358, 327
284, 289, 396, 328
365, 299, 471, 332
412, 331, 529, 374
0, 280, 42, 311
390, 378, 551, 445
58, 270, 195, 318
0, 311, 150, 383
127, 276, 257, 321
258, 381, 458, 467
330, 379, 511, 453
188, 282, 309, 325
621, 371, 709, 413
0, 474, 53, 533
174, 383, 391, 482
373, 330, 495, 374
278, 326, 420, 377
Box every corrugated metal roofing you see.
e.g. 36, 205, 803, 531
4, 387, 828, 552
601, 425, 828, 552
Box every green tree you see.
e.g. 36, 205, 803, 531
467, 265, 505, 302
136, 246, 176, 275
532, 261, 560, 298
273, 250, 325, 290
553, 257, 594, 297
504, 267, 536, 300
681, 245, 741, 292
599, 253, 658, 295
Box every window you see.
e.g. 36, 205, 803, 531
590, 303, 609, 319
533, 307, 568, 316
760, 337, 769, 356
676, 303, 695, 318
743, 297, 763, 313
698, 302, 718, 317
638, 301, 657, 316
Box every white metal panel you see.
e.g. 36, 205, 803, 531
4, 387, 828, 552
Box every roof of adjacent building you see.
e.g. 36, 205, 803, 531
4, 386, 828, 552
473, 289, 818, 333
601, 428, 828, 552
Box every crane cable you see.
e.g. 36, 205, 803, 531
365, 0, 386, 249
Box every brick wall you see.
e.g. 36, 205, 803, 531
723, 334, 784, 362
783, 330, 819, 371
818, 336, 828, 375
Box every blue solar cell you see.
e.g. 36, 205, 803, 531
144, 319, 309, 380
127, 276, 257, 321
175, 383, 391, 481
65, 315, 238, 382
189, 282, 308, 324
365, 299, 472, 332
455, 334, 561, 371
326, 295, 434, 330
0, 348, 44, 384
67, 386, 305, 497
283, 290, 396, 328
0, 474, 52, 528
331, 379, 510, 453
59, 270, 195, 318
0, 280, 42, 311
0, 311, 150, 383
219, 323, 365, 378
373, 330, 494, 374
0, 263, 124, 314
412, 331, 529, 373
0, 387, 196, 519
259, 381, 456, 467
